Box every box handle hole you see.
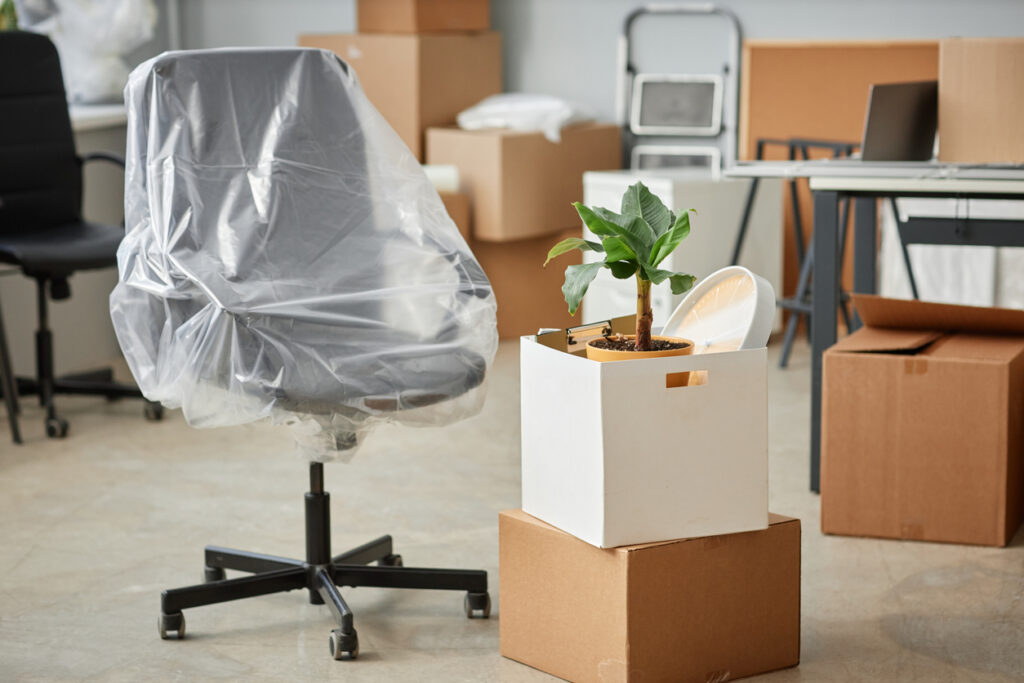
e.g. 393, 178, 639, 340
666, 370, 708, 388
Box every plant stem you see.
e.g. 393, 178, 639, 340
635, 275, 653, 351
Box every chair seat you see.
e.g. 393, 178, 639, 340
0, 220, 123, 276
267, 346, 489, 415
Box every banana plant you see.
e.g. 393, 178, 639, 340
545, 181, 696, 352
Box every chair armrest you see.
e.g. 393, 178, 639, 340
79, 152, 126, 170
79, 153, 128, 227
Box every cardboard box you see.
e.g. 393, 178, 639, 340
822, 295, 1024, 546
939, 38, 1024, 163
520, 327, 768, 548
469, 228, 580, 339
582, 170, 784, 333
298, 32, 501, 161
439, 190, 470, 240
499, 509, 801, 683
426, 123, 622, 242
357, 0, 489, 33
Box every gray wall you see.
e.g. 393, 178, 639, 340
179, 0, 355, 48
172, 0, 1024, 121
7, 0, 1018, 374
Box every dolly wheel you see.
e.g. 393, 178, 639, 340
44, 417, 68, 438
144, 401, 164, 421
465, 592, 491, 619
379, 553, 403, 567
158, 612, 185, 640
203, 565, 226, 583
329, 628, 358, 660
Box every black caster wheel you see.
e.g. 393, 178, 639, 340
465, 592, 491, 619
158, 612, 185, 640
329, 628, 358, 660
144, 401, 165, 421
379, 553, 403, 567
204, 565, 226, 583
44, 417, 68, 439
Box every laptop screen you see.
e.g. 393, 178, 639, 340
861, 80, 938, 162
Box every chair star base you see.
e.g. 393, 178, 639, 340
157, 463, 490, 661
1, 277, 162, 443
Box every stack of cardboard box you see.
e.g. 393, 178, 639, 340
501, 327, 802, 681
300, 0, 500, 162
301, 0, 623, 338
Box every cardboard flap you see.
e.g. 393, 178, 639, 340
829, 326, 943, 354
853, 295, 1024, 335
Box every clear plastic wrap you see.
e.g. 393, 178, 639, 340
15, 0, 157, 103
110, 48, 498, 461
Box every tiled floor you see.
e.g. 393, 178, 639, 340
1, 340, 1022, 681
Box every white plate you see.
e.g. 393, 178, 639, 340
662, 266, 775, 354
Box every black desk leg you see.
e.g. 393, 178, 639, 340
851, 196, 879, 330
810, 191, 841, 493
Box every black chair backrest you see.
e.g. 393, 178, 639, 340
0, 31, 81, 234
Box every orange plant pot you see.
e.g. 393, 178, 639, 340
586, 335, 695, 386
585, 335, 693, 361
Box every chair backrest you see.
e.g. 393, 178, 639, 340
0, 31, 81, 232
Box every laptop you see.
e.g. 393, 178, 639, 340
859, 80, 938, 162
730, 80, 939, 170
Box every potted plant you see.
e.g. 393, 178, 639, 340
545, 181, 697, 361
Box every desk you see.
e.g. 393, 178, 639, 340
69, 103, 127, 133
727, 162, 1024, 492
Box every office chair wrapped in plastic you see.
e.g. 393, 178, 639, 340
111, 47, 497, 461
110, 48, 498, 659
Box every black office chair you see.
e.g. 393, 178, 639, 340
0, 31, 161, 442
111, 48, 497, 660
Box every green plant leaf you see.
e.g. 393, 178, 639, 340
561, 262, 604, 315
639, 265, 696, 295
638, 264, 696, 290
621, 181, 672, 236
607, 261, 637, 279
574, 203, 654, 262
591, 206, 629, 228
543, 237, 604, 266
574, 202, 621, 237
667, 273, 696, 295
650, 209, 693, 266
618, 215, 657, 262
593, 205, 657, 253
601, 236, 635, 262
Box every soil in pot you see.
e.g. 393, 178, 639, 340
589, 337, 691, 352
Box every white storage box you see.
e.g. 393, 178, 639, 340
520, 326, 769, 548
581, 170, 783, 331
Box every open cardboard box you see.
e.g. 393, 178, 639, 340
822, 295, 1024, 546
521, 315, 769, 548
500, 509, 801, 683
